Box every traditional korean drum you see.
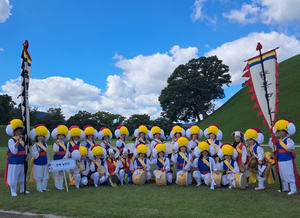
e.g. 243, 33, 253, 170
155, 170, 167, 186
210, 172, 222, 188
230, 173, 247, 189
177, 170, 188, 187
132, 170, 147, 185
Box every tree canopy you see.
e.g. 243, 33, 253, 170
159, 56, 231, 122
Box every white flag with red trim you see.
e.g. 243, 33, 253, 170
242, 49, 279, 130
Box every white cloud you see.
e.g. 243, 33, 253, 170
205, 31, 300, 85
223, 0, 300, 26
190, 0, 216, 25
1, 46, 198, 119
0, 0, 12, 23
223, 3, 260, 24
0, 48, 4, 51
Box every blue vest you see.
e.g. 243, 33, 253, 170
198, 157, 210, 173
177, 152, 190, 172
135, 158, 147, 168
53, 141, 67, 160
139, 138, 147, 144
206, 139, 220, 145
68, 141, 81, 152
223, 159, 235, 175
91, 159, 105, 175
8, 137, 26, 164
119, 139, 125, 148
277, 138, 293, 161
33, 142, 48, 165
250, 144, 259, 157
85, 140, 95, 149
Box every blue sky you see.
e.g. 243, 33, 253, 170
1, 0, 300, 119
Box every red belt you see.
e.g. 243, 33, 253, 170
15, 151, 25, 155
39, 152, 46, 156
55, 151, 66, 155
178, 163, 187, 167
200, 170, 210, 175
278, 149, 290, 153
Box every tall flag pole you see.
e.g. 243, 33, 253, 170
20, 40, 32, 195
242, 42, 282, 191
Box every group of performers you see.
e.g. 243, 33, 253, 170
4, 118, 299, 197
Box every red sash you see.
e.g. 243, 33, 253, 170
200, 170, 210, 175
55, 151, 66, 155
4, 152, 11, 187
39, 152, 47, 156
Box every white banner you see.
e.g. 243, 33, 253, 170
48, 159, 76, 172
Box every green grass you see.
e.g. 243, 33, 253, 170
1, 147, 300, 218
197, 54, 300, 144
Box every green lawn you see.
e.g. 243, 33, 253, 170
1, 146, 300, 218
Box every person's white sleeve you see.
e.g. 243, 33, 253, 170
129, 160, 134, 171
268, 137, 273, 148
232, 161, 239, 173
134, 140, 139, 147
242, 146, 247, 164
192, 158, 199, 169
53, 142, 59, 153
90, 162, 95, 172
117, 160, 123, 169
150, 158, 157, 164
104, 161, 109, 175
257, 146, 265, 161
8, 138, 18, 154
133, 159, 137, 170
165, 158, 171, 172
287, 138, 295, 150
64, 143, 69, 159
82, 161, 90, 176
171, 154, 178, 163
216, 162, 224, 171
184, 155, 192, 171
151, 141, 156, 150
146, 159, 151, 171
31, 144, 39, 159
116, 140, 122, 148
115, 162, 119, 174
81, 141, 87, 147
46, 145, 50, 163
100, 142, 105, 149
209, 157, 218, 171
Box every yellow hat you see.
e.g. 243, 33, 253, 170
35, 125, 48, 137
155, 143, 166, 152
92, 146, 104, 156
221, 144, 234, 156
10, 119, 24, 130
172, 125, 182, 134
57, 125, 69, 136
138, 125, 148, 134
245, 128, 258, 140
79, 146, 88, 156
151, 126, 161, 134
137, 144, 148, 154
190, 126, 201, 135
177, 136, 189, 147
84, 125, 95, 136
274, 119, 289, 132
198, 141, 209, 152
69, 125, 82, 137
208, 125, 219, 135
120, 126, 128, 135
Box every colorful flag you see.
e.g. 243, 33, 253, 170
242, 48, 279, 130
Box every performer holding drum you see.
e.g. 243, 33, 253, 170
115, 125, 129, 155
134, 125, 150, 147
186, 125, 203, 156
192, 141, 218, 187
232, 131, 249, 182
5, 119, 30, 196
204, 124, 222, 157
269, 119, 300, 195
118, 148, 134, 185
215, 143, 241, 189
68, 125, 85, 155
81, 125, 98, 151
106, 148, 120, 187
71, 146, 89, 189
51, 124, 70, 190
172, 137, 193, 186
150, 143, 172, 185
89, 145, 107, 187
30, 124, 50, 192
149, 126, 165, 150
98, 127, 113, 151
244, 128, 266, 190
133, 144, 151, 184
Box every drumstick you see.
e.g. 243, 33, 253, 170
209, 157, 216, 190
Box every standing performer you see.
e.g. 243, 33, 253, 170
71, 147, 89, 188
98, 127, 113, 151
244, 128, 266, 190
88, 145, 107, 187
186, 125, 203, 156
115, 125, 129, 155
170, 125, 186, 145
215, 143, 239, 189
68, 125, 85, 156
150, 143, 172, 184
30, 124, 50, 192
269, 119, 300, 195
134, 125, 150, 147
51, 125, 70, 190
81, 125, 98, 151
232, 131, 249, 180
5, 119, 30, 196
149, 126, 165, 150
204, 124, 223, 155
133, 144, 152, 182
192, 141, 217, 186
118, 148, 134, 185
171, 137, 193, 185
106, 148, 120, 187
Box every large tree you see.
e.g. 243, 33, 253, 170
66, 110, 97, 129
0, 94, 16, 124
92, 111, 125, 130
159, 56, 231, 122
124, 114, 151, 136
39, 108, 65, 130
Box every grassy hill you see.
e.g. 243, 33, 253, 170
197, 54, 300, 144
